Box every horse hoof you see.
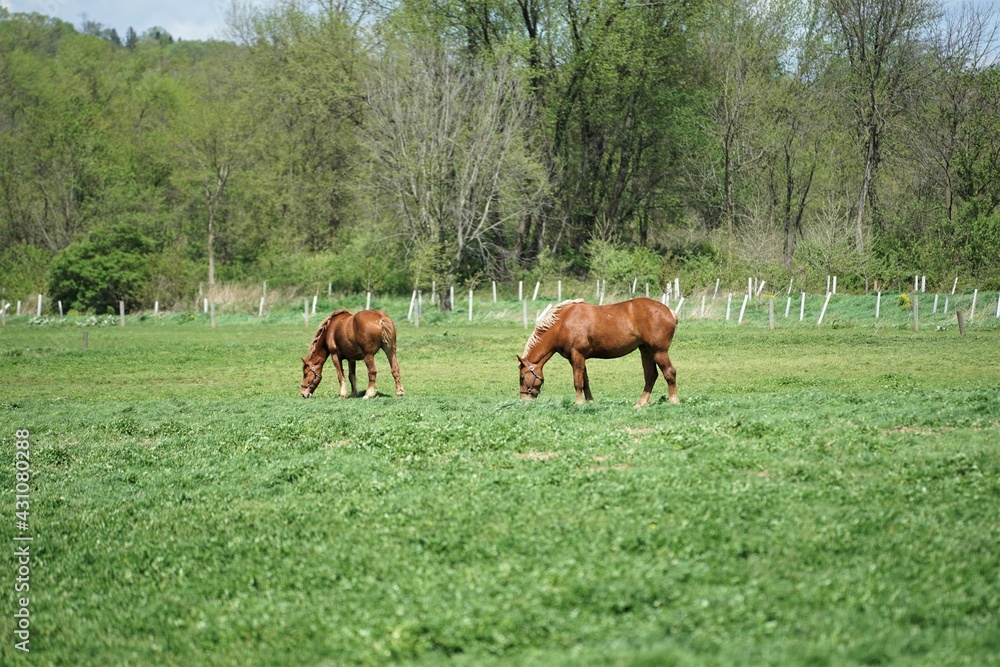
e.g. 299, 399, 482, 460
396, 390, 405, 397
669, 397, 680, 405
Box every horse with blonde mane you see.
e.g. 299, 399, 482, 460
517, 298, 678, 407
301, 309, 404, 399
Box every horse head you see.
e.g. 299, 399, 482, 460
516, 355, 543, 400
300, 357, 323, 398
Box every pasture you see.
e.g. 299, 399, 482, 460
1, 301, 998, 666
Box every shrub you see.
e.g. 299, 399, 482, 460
48, 224, 156, 313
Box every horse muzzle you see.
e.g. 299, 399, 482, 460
301, 390, 313, 399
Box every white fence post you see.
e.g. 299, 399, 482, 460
469, 290, 474, 322
533, 281, 541, 301
970, 289, 978, 320
520, 280, 524, 301
799, 292, 805, 321
875, 291, 881, 320
119, 300, 125, 327
492, 280, 497, 303
558, 280, 562, 301
37, 294, 42, 317
738, 293, 748, 324
407, 290, 416, 320
817, 292, 832, 325
366, 292, 372, 310
726, 293, 732, 321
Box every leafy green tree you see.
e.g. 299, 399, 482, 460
48, 224, 155, 312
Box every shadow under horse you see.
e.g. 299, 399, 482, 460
517, 298, 678, 407
301, 309, 404, 399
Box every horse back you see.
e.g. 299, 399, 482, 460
557, 298, 675, 356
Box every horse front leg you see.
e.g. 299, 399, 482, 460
570, 351, 588, 405
332, 355, 348, 398
636, 347, 658, 408
347, 359, 358, 398
655, 350, 679, 404
362, 354, 378, 399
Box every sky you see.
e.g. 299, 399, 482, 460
5, 0, 248, 42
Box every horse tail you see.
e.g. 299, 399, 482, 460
379, 316, 396, 353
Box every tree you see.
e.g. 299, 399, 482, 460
125, 26, 137, 49
48, 223, 155, 312
173, 43, 252, 289
826, 0, 937, 252
363, 48, 547, 289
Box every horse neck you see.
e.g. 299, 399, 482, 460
306, 337, 330, 366
524, 328, 557, 367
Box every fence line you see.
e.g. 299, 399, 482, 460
5, 280, 999, 331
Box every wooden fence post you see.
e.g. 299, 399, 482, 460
956, 310, 965, 335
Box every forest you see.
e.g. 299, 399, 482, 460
1, 0, 998, 312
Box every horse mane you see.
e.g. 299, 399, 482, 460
523, 299, 584, 356
309, 309, 350, 354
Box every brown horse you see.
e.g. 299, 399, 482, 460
517, 298, 678, 407
301, 309, 404, 399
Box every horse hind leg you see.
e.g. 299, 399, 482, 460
384, 345, 404, 396
655, 350, 679, 404
347, 359, 358, 398
362, 354, 378, 399
582, 366, 594, 402
636, 347, 658, 408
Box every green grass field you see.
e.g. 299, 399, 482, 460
1, 297, 998, 666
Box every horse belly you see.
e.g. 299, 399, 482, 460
573, 330, 642, 359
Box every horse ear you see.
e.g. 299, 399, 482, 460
516, 355, 525, 367
301, 357, 308, 364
